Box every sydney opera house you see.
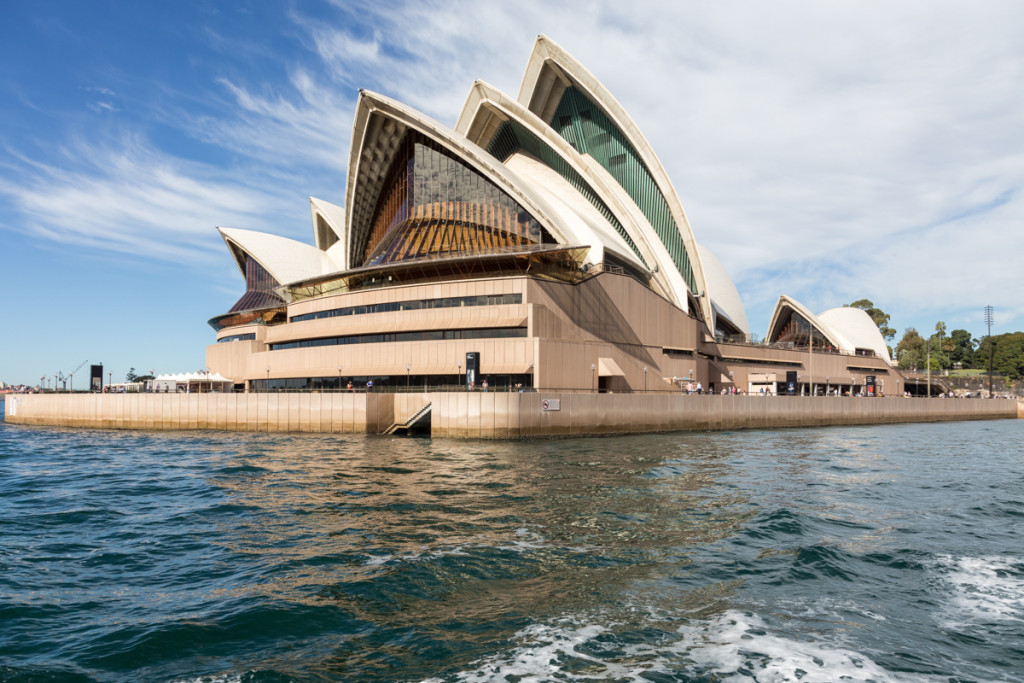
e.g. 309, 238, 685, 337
206, 36, 899, 397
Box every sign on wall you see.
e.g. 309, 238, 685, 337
541, 398, 561, 411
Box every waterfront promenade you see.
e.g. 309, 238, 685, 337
4, 392, 1019, 438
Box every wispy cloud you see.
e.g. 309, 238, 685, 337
192, 69, 354, 174
87, 101, 119, 113
0, 133, 292, 263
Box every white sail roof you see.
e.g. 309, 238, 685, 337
697, 244, 749, 337
819, 307, 893, 364
219, 227, 339, 286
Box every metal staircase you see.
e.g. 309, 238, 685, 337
383, 401, 432, 435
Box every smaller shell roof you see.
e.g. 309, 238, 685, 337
219, 227, 340, 286
766, 295, 893, 365
818, 307, 893, 364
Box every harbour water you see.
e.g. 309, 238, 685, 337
2, 401, 1023, 682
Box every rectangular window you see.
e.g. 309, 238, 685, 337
270, 326, 526, 350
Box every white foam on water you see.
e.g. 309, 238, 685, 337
671, 610, 936, 682
421, 610, 938, 682
424, 621, 610, 682
499, 526, 551, 552
361, 546, 468, 567
363, 527, 566, 567
773, 596, 888, 624
438, 622, 606, 679
934, 555, 1024, 627
169, 674, 245, 683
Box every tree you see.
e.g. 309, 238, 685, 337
924, 323, 952, 370
847, 299, 896, 342
896, 328, 925, 371
948, 329, 976, 368
125, 367, 138, 382
979, 332, 1024, 381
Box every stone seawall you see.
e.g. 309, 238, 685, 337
3, 393, 395, 433
431, 393, 1018, 437
4, 392, 1018, 438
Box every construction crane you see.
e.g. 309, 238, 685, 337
66, 360, 88, 393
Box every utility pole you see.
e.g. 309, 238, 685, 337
985, 305, 995, 397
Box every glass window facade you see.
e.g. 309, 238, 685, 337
251, 373, 535, 393
315, 215, 339, 250
550, 86, 697, 294
486, 119, 646, 267
209, 255, 288, 331
228, 256, 284, 313
291, 293, 521, 323
270, 326, 527, 351
217, 333, 257, 343
772, 310, 830, 349
360, 131, 554, 266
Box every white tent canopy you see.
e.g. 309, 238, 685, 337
152, 372, 234, 393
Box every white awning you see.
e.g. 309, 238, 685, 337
597, 357, 625, 377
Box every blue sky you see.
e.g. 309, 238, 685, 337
2, 1, 1023, 387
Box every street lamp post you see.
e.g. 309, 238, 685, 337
643, 366, 648, 393
591, 363, 596, 393
458, 363, 462, 390
337, 365, 343, 391
826, 376, 830, 396
40, 375, 45, 393
808, 331, 813, 396
265, 365, 270, 393
406, 364, 411, 390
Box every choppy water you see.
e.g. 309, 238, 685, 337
2, 403, 1023, 682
